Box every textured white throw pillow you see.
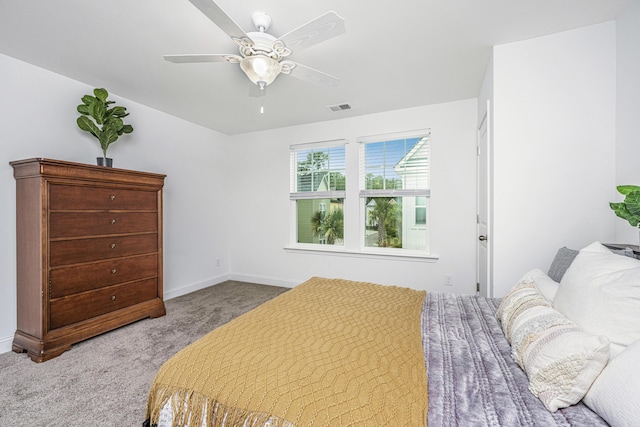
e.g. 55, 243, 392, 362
496, 276, 549, 340
508, 303, 610, 412
553, 241, 640, 358
496, 271, 559, 339
582, 339, 640, 427
498, 277, 610, 412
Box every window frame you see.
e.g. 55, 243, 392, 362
289, 139, 346, 248
358, 130, 431, 256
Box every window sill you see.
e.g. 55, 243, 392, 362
283, 245, 439, 262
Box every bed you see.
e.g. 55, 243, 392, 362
144, 241, 640, 426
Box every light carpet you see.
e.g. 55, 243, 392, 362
0, 281, 289, 427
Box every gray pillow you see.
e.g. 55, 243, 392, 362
548, 247, 579, 282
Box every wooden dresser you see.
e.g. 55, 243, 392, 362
11, 158, 166, 362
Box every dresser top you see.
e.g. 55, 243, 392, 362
10, 158, 166, 187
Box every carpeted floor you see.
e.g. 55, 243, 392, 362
0, 281, 289, 427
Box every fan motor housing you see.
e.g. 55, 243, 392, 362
247, 32, 277, 53
241, 32, 290, 61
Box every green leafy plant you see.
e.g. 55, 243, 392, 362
311, 209, 344, 244
610, 185, 640, 227
367, 197, 400, 247
76, 88, 133, 158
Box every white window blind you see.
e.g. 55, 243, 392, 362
359, 131, 430, 197
290, 139, 346, 200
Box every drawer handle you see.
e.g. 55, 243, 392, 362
111, 295, 116, 301
111, 219, 117, 224
110, 243, 116, 249
110, 195, 116, 200
111, 269, 117, 274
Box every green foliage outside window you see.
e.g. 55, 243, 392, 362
367, 197, 402, 248
311, 208, 344, 244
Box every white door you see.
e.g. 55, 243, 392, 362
477, 102, 492, 297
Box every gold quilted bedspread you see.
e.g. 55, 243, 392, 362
146, 277, 428, 426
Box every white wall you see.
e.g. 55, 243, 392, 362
489, 22, 617, 296
2, 11, 633, 353
226, 99, 479, 294
615, 0, 640, 244
0, 54, 230, 353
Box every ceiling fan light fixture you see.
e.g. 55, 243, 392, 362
240, 55, 282, 86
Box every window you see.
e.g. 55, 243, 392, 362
290, 140, 346, 246
288, 131, 431, 257
359, 131, 430, 252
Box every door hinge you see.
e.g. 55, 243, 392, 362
477, 282, 480, 292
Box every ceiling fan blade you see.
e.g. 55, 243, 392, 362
278, 11, 346, 52
286, 62, 340, 87
163, 54, 240, 63
188, 0, 252, 43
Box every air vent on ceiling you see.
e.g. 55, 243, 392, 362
327, 103, 352, 112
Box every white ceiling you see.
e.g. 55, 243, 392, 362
0, 0, 630, 135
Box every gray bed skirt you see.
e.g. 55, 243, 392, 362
422, 292, 608, 426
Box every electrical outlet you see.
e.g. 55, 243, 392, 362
216, 258, 221, 267
444, 274, 453, 286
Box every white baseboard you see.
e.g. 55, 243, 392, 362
0, 335, 13, 355
228, 273, 298, 289
164, 274, 299, 301
164, 274, 231, 300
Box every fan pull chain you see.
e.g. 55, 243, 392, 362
258, 81, 266, 114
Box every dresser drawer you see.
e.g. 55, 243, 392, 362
50, 254, 158, 298
50, 212, 157, 238
50, 234, 158, 266
49, 184, 157, 211
49, 278, 158, 330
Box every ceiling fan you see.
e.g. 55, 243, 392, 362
164, 0, 346, 94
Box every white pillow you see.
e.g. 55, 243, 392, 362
526, 268, 560, 302
508, 303, 610, 412
583, 339, 640, 427
553, 241, 640, 358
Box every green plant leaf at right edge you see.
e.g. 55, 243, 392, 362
624, 191, 640, 220
617, 185, 640, 195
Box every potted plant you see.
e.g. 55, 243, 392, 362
610, 185, 640, 246
76, 88, 133, 167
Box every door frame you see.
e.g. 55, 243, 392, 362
477, 100, 492, 297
